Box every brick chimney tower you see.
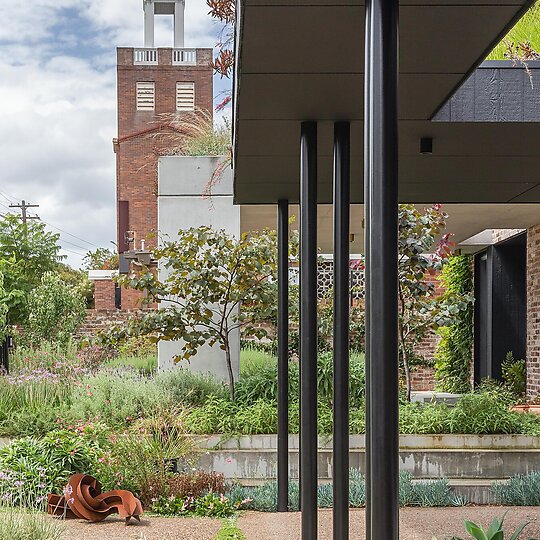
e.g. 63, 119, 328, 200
114, 0, 213, 309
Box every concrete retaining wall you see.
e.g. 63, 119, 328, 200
195, 434, 540, 504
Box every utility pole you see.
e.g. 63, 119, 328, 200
9, 200, 39, 224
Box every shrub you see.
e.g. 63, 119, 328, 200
77, 345, 117, 373
234, 352, 365, 408
94, 408, 196, 505
26, 272, 86, 348
67, 370, 172, 428
227, 471, 464, 511
492, 472, 540, 506
502, 352, 527, 399
151, 492, 246, 517
0, 376, 72, 437
167, 470, 226, 499
117, 334, 157, 358
240, 347, 277, 378
400, 389, 540, 435
0, 429, 101, 506
216, 517, 246, 540
155, 369, 227, 406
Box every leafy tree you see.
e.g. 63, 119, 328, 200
0, 214, 63, 324
26, 272, 86, 348
114, 226, 281, 400
56, 262, 94, 309
82, 248, 119, 271
397, 204, 472, 400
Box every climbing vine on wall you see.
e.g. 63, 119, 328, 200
434, 255, 474, 393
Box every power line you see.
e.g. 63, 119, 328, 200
41, 220, 100, 249
0, 188, 102, 250
59, 247, 87, 257
57, 236, 93, 252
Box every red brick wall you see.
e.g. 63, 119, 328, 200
94, 280, 116, 311
115, 47, 213, 309
527, 224, 540, 397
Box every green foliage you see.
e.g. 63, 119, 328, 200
67, 370, 171, 428
155, 369, 227, 405
447, 513, 536, 540
0, 429, 101, 506
228, 470, 465, 512
234, 352, 365, 409
240, 347, 277, 377
0, 377, 71, 437
0, 507, 64, 540
502, 352, 527, 399
55, 262, 94, 310
26, 272, 86, 348
82, 247, 119, 270
488, 0, 540, 60
396, 205, 472, 400
0, 214, 63, 325
182, 119, 232, 157
105, 354, 157, 375
399, 388, 540, 435
435, 255, 474, 393
0, 272, 9, 341
113, 226, 280, 400
94, 409, 196, 503
117, 334, 157, 358
215, 518, 246, 540
492, 472, 540, 506
152, 492, 243, 518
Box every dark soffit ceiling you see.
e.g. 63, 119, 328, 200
232, 0, 539, 204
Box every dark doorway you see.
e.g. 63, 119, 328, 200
474, 232, 527, 384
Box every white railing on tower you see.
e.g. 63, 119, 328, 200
172, 49, 197, 65
134, 48, 159, 65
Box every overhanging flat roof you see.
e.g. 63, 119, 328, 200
233, 0, 539, 204
240, 203, 540, 253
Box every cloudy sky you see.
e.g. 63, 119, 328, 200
0, 0, 230, 268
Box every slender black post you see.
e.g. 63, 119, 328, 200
364, 0, 400, 538
333, 121, 350, 540
364, 0, 372, 535
300, 121, 318, 540
277, 199, 290, 512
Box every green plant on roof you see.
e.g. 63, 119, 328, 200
488, 1, 540, 61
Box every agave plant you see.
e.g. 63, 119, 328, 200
434, 512, 538, 540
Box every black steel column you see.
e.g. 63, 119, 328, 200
300, 121, 318, 540
365, 0, 399, 538
364, 0, 372, 535
333, 121, 350, 540
277, 199, 289, 512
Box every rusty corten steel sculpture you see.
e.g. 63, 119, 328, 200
48, 473, 143, 524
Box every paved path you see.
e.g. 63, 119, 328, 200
238, 508, 540, 539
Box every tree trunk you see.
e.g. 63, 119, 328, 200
224, 338, 235, 401
402, 344, 412, 402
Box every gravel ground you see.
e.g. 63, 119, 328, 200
238, 508, 540, 539
57, 507, 540, 540
60, 516, 223, 540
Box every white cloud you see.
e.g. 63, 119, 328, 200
0, 0, 232, 268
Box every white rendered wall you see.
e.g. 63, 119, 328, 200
157, 156, 240, 381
